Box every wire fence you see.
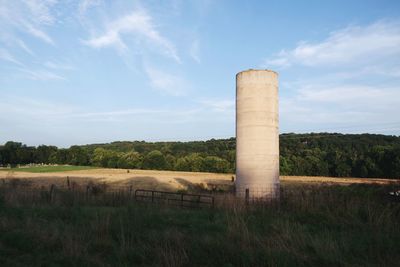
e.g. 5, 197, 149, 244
0, 182, 136, 207
0, 178, 223, 208
135, 189, 215, 208
4, 177, 394, 209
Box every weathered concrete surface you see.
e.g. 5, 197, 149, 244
235, 69, 280, 199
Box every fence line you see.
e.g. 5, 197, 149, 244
0, 179, 219, 208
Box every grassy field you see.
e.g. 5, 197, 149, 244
0, 180, 399, 266
0, 166, 399, 265
0, 165, 97, 173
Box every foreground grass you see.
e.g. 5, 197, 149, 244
0, 183, 399, 266
0, 165, 97, 173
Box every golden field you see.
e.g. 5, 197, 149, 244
1, 168, 398, 191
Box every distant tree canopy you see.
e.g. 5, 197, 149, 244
1, 133, 400, 178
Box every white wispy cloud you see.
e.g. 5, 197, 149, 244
0, 93, 235, 146
263, 19, 400, 134
0, 48, 23, 65
264, 20, 400, 68
0, 95, 220, 127
280, 83, 400, 131
78, 0, 102, 16
0, 0, 57, 45
18, 68, 66, 81
16, 39, 35, 56
83, 8, 180, 62
144, 65, 188, 96
44, 61, 75, 70
190, 39, 201, 63
297, 84, 400, 109
198, 99, 234, 112
67, 108, 167, 119
24, 22, 54, 45
0, 1, 60, 78
0, 96, 77, 120
24, 0, 57, 25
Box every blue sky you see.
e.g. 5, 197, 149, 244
1, 0, 400, 147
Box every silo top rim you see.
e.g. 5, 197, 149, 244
236, 69, 278, 76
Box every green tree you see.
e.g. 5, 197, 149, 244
175, 153, 204, 172
142, 150, 168, 170
280, 156, 292, 175
202, 156, 230, 173
91, 148, 116, 167
106, 152, 120, 168
165, 154, 176, 170
68, 146, 89, 165
118, 152, 142, 169
3, 141, 23, 165
35, 145, 57, 164
49, 149, 69, 164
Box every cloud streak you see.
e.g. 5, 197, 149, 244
83, 8, 180, 62
78, 0, 102, 16
280, 83, 400, 132
0, 0, 57, 45
190, 39, 201, 63
264, 20, 400, 68
0, 95, 234, 145
198, 99, 234, 112
44, 61, 75, 70
144, 65, 189, 96
0, 48, 23, 65
263, 20, 400, 134
18, 68, 66, 81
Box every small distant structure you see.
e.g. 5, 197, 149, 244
235, 69, 280, 200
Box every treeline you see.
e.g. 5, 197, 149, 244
1, 133, 400, 178
0, 139, 235, 173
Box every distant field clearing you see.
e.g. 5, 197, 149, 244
0, 165, 97, 173
1, 166, 398, 191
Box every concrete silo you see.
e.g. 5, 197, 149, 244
235, 69, 279, 200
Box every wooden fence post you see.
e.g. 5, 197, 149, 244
86, 185, 90, 202
66, 176, 70, 190
181, 193, 184, 207
49, 184, 55, 204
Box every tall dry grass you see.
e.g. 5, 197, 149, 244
0, 180, 399, 266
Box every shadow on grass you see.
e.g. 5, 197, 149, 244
115, 176, 175, 192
